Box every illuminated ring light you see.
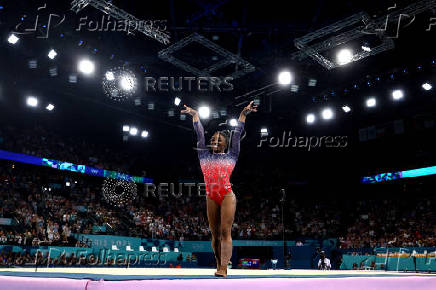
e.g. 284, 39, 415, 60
102, 178, 138, 207
102, 67, 137, 102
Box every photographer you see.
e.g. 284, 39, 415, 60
318, 251, 331, 270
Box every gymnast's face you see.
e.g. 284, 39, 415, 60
210, 132, 227, 153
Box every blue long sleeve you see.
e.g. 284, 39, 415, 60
193, 121, 207, 150
230, 121, 244, 155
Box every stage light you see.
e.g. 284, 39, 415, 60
342, 105, 351, 113
66, 182, 71, 187
422, 83, 432, 91
278, 71, 292, 85
46, 104, 55, 111
26, 96, 38, 107
260, 128, 268, 137
174, 97, 181, 106
361, 45, 371, 52
229, 119, 238, 127
122, 125, 130, 132
8, 34, 19, 44
198, 106, 210, 119
105, 71, 115, 81
120, 76, 135, 91
321, 108, 334, 120
141, 130, 149, 138
49, 67, 58, 77
69, 74, 78, 83
306, 113, 315, 124
336, 49, 353, 65
78, 59, 95, 75
48, 49, 57, 59
129, 127, 138, 136
366, 97, 376, 107
308, 79, 317, 87
392, 90, 404, 101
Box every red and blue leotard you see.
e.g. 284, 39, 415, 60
193, 120, 244, 205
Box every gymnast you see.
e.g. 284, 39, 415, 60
181, 101, 257, 277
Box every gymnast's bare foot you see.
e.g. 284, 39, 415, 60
215, 265, 227, 277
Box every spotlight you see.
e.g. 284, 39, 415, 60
122, 125, 130, 132
46, 104, 55, 111
278, 71, 292, 85
366, 97, 376, 108
321, 108, 334, 120
422, 83, 432, 91
48, 49, 57, 60
129, 127, 138, 136
120, 75, 135, 91
69, 74, 78, 83
306, 113, 316, 124
105, 71, 115, 81
174, 97, 181, 106
28, 60, 38, 69
308, 79, 317, 87
66, 182, 71, 187
26, 96, 38, 107
342, 105, 351, 113
141, 130, 149, 138
361, 45, 371, 52
260, 128, 268, 136
392, 90, 404, 101
8, 34, 19, 44
78, 59, 95, 75
336, 49, 353, 65
198, 106, 210, 119
229, 119, 238, 127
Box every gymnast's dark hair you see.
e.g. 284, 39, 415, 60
217, 130, 231, 144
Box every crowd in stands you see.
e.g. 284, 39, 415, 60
338, 199, 436, 248
0, 125, 133, 175
1, 124, 436, 253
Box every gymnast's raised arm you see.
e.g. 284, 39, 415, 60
181, 105, 207, 150
229, 101, 257, 154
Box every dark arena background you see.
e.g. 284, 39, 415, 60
1, 0, 436, 289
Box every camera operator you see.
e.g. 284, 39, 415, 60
318, 251, 331, 270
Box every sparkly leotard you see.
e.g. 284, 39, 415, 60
193, 120, 244, 205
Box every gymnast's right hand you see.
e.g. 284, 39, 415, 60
181, 105, 199, 121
